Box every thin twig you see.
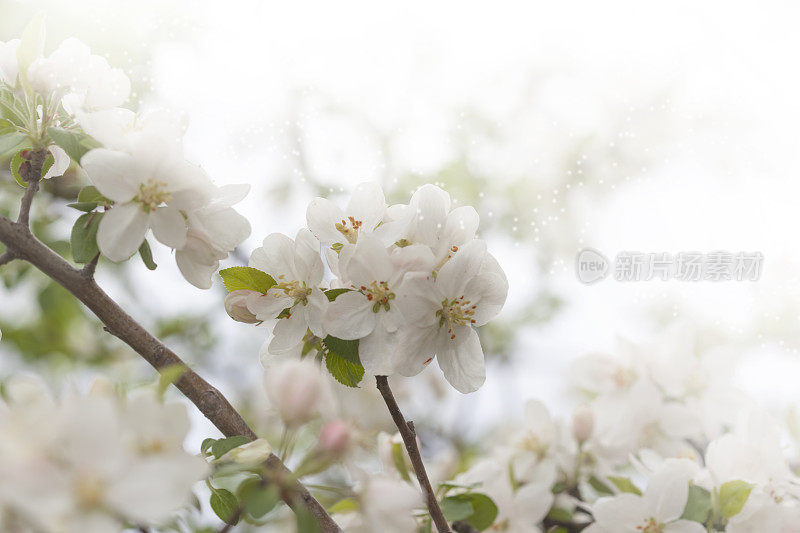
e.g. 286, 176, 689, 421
0, 214, 340, 533
376, 375, 451, 533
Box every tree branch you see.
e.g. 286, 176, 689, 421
376, 375, 451, 533
0, 214, 340, 532
0, 251, 15, 266
16, 149, 47, 226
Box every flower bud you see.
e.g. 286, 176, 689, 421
318, 420, 351, 458
224, 290, 260, 323
221, 438, 272, 464
572, 404, 594, 443
264, 359, 327, 427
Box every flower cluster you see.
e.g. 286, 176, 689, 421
429, 335, 800, 532
0, 376, 209, 532
0, 18, 250, 288
224, 183, 508, 393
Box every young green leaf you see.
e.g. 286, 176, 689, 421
295, 504, 320, 533
46, 127, 97, 164
439, 493, 498, 531
392, 442, 411, 482
324, 288, 351, 301
440, 497, 474, 522
607, 476, 643, 496
681, 484, 712, 523
138, 240, 157, 270
156, 363, 188, 399
211, 435, 252, 459
719, 480, 753, 518
77, 185, 109, 204
70, 212, 103, 264
210, 488, 239, 525
218, 266, 276, 293
237, 479, 280, 519
10, 150, 26, 188
66, 202, 99, 212
322, 335, 361, 366
328, 497, 359, 514
201, 438, 217, 455
325, 351, 365, 388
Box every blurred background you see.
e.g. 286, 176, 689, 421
2, 0, 800, 479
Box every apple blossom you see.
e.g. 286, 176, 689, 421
81, 135, 215, 262
588, 460, 704, 533
394, 238, 508, 393
263, 358, 332, 427
247, 229, 328, 355
325, 235, 435, 375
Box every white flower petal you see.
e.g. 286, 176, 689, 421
80, 148, 141, 202
268, 312, 309, 354
97, 203, 148, 262
150, 206, 187, 250
436, 239, 488, 297
436, 328, 485, 393
324, 291, 376, 340
359, 317, 399, 376
395, 325, 438, 377
306, 197, 347, 245
347, 181, 386, 231
43, 146, 69, 179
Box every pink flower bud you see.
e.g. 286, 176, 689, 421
572, 404, 594, 443
318, 420, 350, 457
225, 290, 260, 323
264, 360, 328, 427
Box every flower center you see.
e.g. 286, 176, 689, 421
359, 281, 395, 312
275, 277, 312, 306
74, 473, 105, 508
437, 296, 477, 340
517, 433, 548, 459
135, 179, 172, 212
613, 367, 636, 389
334, 216, 363, 244
637, 518, 663, 533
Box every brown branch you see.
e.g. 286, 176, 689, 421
0, 250, 15, 266
376, 375, 451, 533
0, 212, 340, 532
16, 149, 47, 226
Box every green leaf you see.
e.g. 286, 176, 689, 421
157, 363, 188, 399
10, 150, 26, 187
201, 438, 217, 455
295, 504, 320, 533
218, 266, 276, 293
392, 442, 411, 482
328, 497, 359, 514
211, 435, 251, 459
324, 288, 350, 301
547, 507, 574, 523
210, 488, 239, 525
66, 202, 99, 212
607, 476, 642, 496
440, 497, 474, 522
719, 480, 753, 519
325, 350, 365, 388
681, 484, 712, 523
439, 493, 498, 531
77, 185, 108, 203
1, 132, 27, 159
70, 212, 103, 264
237, 478, 279, 519
588, 475, 614, 495
46, 127, 97, 164
322, 335, 361, 365
138, 240, 157, 270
